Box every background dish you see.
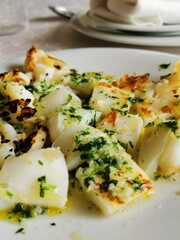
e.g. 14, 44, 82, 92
1, 48, 180, 240
87, 11, 180, 33
80, 11, 180, 36
71, 12, 180, 46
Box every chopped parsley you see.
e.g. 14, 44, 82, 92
37, 175, 56, 198
145, 121, 155, 128
69, 71, 114, 84
159, 63, 171, 70
127, 176, 144, 192
159, 120, 178, 133
120, 142, 128, 152
116, 109, 128, 116
89, 111, 97, 127
84, 176, 95, 188
70, 72, 89, 84
66, 93, 73, 103
38, 160, 44, 166
104, 129, 115, 136
128, 141, 134, 149
26, 80, 58, 101
50, 222, 56, 226
128, 97, 144, 104
6, 190, 13, 199
15, 227, 25, 234
59, 106, 82, 123
12, 203, 36, 220
97, 155, 118, 167
8, 202, 46, 223
75, 136, 107, 152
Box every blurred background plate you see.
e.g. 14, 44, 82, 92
70, 11, 180, 46
87, 10, 180, 34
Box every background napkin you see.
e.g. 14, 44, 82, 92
90, 0, 180, 26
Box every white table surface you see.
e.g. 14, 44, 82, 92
0, 0, 180, 64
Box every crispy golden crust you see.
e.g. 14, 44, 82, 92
24, 45, 37, 71
0, 69, 28, 84
24, 45, 66, 72
105, 111, 118, 127
113, 73, 150, 91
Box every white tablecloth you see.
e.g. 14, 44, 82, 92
0, 0, 180, 63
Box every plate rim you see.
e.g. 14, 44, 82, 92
87, 10, 180, 33
1, 47, 180, 71
52, 46, 180, 60
70, 11, 180, 47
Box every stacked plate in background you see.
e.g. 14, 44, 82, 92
70, 10, 180, 46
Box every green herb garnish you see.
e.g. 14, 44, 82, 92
38, 160, 43, 166
37, 175, 56, 198
159, 63, 171, 70
15, 227, 25, 234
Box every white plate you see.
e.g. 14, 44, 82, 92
87, 11, 180, 33
70, 12, 180, 46
1, 48, 180, 240
78, 11, 180, 36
